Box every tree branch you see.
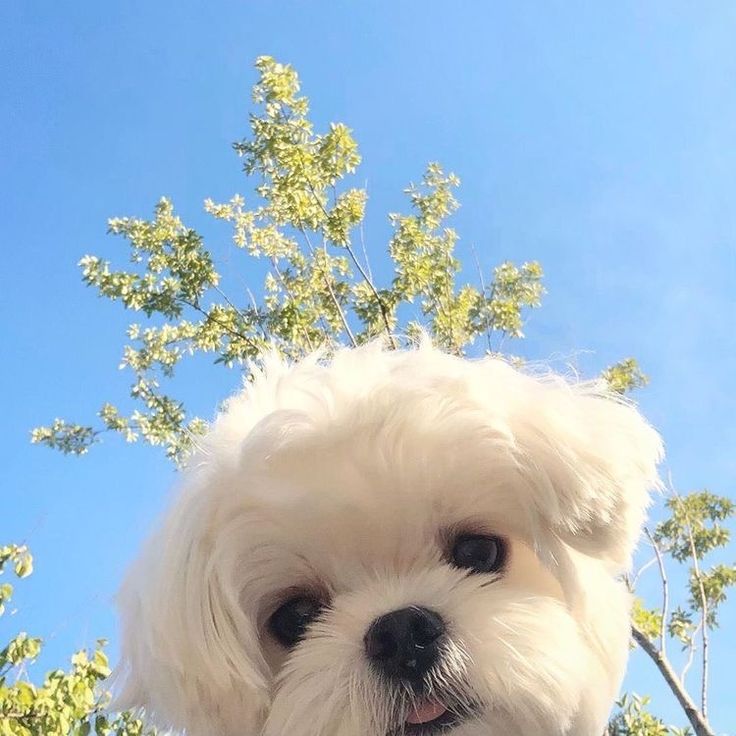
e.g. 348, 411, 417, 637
267, 258, 316, 352
470, 243, 493, 355
342, 238, 397, 348
671, 480, 710, 719
181, 298, 260, 353
681, 618, 702, 685
631, 625, 714, 736
631, 554, 658, 588
685, 510, 710, 719
644, 527, 669, 656
358, 187, 374, 281
301, 169, 397, 348
301, 228, 357, 348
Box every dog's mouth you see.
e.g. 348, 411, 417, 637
400, 698, 467, 734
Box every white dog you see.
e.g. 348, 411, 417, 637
116, 340, 662, 736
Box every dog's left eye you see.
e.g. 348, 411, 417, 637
450, 533, 507, 574
268, 595, 323, 648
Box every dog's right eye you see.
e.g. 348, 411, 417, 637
450, 533, 507, 574
268, 595, 323, 648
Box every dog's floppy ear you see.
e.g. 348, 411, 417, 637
511, 375, 663, 571
115, 468, 270, 736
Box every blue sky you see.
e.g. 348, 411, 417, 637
1, 1, 734, 732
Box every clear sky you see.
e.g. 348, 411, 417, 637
1, 2, 734, 733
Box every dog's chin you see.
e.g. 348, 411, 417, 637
365, 632, 487, 736
392, 697, 479, 735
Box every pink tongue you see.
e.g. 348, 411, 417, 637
406, 700, 447, 725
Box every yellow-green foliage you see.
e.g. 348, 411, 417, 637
0, 547, 154, 735
32, 57, 545, 465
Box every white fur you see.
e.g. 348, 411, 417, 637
116, 340, 663, 735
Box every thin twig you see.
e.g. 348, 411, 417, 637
301, 228, 357, 347
630, 555, 659, 588
181, 298, 260, 352
134, 381, 209, 457
437, 265, 458, 354
682, 618, 703, 685
212, 283, 248, 319
684, 506, 709, 718
267, 258, 315, 352
644, 527, 669, 656
301, 170, 396, 348
359, 221, 373, 279
343, 239, 395, 348
13, 661, 28, 684
471, 243, 493, 354
631, 625, 714, 736
245, 286, 269, 341
669, 474, 710, 719
300, 230, 342, 343
445, 239, 462, 354
322, 249, 357, 347
488, 281, 502, 354
358, 179, 374, 281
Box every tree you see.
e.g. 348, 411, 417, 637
9, 56, 732, 735
618, 490, 735, 736
0, 546, 154, 736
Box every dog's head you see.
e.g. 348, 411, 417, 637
116, 342, 662, 736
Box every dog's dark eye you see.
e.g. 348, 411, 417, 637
269, 595, 323, 648
451, 534, 507, 574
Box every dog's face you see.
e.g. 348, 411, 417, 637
116, 343, 662, 736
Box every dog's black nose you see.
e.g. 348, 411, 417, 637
364, 606, 445, 683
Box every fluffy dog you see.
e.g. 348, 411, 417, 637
116, 340, 662, 736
